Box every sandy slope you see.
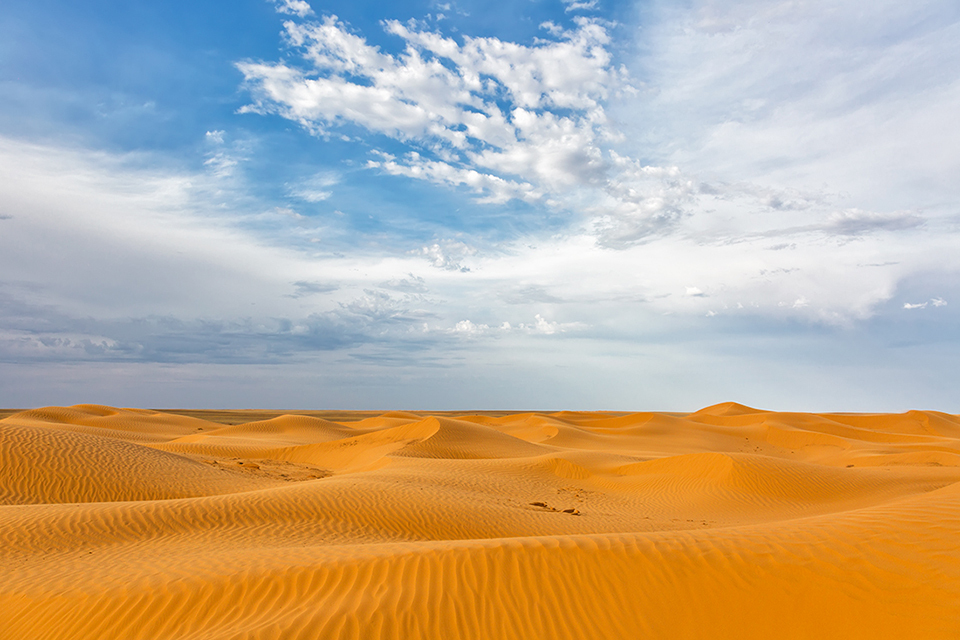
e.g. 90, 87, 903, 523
1, 403, 958, 639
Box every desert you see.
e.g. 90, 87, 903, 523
1, 403, 958, 639
4, 0, 960, 637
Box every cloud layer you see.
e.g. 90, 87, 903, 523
237, 14, 702, 243
232, 2, 960, 327
0, 0, 958, 410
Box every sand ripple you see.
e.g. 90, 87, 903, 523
1, 403, 959, 638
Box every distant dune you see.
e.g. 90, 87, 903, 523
2, 403, 958, 639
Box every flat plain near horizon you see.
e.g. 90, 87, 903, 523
1, 403, 959, 639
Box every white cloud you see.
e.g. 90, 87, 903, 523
230, 4, 960, 332
287, 171, 340, 202
5, 1, 960, 409
274, 0, 313, 18
562, 0, 599, 13
625, 0, 960, 217
370, 152, 542, 204
0, 137, 327, 321
241, 7, 955, 266
530, 313, 560, 334
415, 239, 476, 271
465, 229, 960, 326
904, 297, 948, 310
446, 313, 579, 338
238, 15, 698, 244
201, 130, 247, 178
292, 189, 330, 202
2, 132, 958, 409
452, 319, 488, 335
203, 153, 238, 177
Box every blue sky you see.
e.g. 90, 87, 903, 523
0, 0, 958, 410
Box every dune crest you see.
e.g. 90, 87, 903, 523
2, 404, 959, 639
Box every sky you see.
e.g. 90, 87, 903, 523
0, 0, 958, 411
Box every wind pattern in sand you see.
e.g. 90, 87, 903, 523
2, 403, 959, 639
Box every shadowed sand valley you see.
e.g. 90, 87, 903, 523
2, 403, 959, 639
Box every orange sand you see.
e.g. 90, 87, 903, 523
1, 403, 959, 639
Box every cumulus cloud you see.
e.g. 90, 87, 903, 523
369, 151, 541, 205
5, 0, 960, 409
238, 13, 700, 245
416, 239, 476, 271
7, 3, 959, 367
241, 6, 955, 257
238, 14, 621, 147
452, 319, 489, 335
2, 124, 958, 417
449, 314, 576, 337
528, 313, 561, 334
274, 0, 313, 18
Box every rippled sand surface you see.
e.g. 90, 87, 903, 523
2, 403, 959, 639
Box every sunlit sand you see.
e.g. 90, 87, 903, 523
2, 403, 959, 638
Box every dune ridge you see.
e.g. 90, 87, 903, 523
1, 403, 959, 639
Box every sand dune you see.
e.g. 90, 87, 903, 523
1, 404, 958, 638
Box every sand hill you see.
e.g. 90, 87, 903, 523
1, 403, 958, 638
